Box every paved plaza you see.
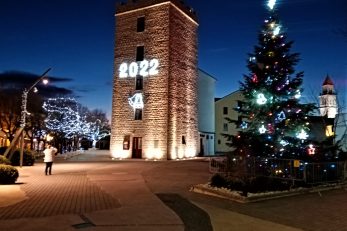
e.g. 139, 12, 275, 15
0, 150, 347, 231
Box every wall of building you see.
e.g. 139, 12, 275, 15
111, 0, 199, 160
111, 3, 171, 159
215, 91, 243, 153
197, 69, 216, 155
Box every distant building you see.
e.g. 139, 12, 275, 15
215, 91, 243, 154
314, 75, 346, 152
319, 75, 338, 119
197, 69, 216, 156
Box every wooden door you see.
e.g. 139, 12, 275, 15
132, 137, 142, 158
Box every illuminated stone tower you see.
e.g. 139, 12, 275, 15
319, 75, 338, 119
111, 0, 199, 160
319, 75, 338, 137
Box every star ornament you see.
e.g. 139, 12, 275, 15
259, 125, 267, 134
267, 0, 276, 10
296, 129, 309, 140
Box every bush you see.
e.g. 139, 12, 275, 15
0, 155, 11, 165
0, 164, 19, 184
0, 146, 7, 155
9, 149, 35, 166
210, 174, 228, 188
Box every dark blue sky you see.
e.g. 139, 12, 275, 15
1, 0, 346, 117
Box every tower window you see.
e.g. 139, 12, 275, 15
135, 109, 142, 120
182, 136, 186, 145
137, 17, 145, 32
135, 75, 143, 90
136, 46, 144, 61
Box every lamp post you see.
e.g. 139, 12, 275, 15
20, 68, 51, 167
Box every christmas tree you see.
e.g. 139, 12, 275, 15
227, 0, 315, 160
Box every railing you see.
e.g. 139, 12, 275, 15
209, 156, 347, 184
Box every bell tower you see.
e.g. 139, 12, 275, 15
319, 75, 338, 137
110, 0, 199, 160
319, 75, 338, 119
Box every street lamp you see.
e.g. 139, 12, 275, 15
20, 68, 51, 167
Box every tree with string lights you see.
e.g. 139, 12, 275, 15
225, 0, 316, 160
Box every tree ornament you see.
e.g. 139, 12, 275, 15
307, 144, 315, 155
296, 129, 309, 140
257, 93, 267, 105
267, 0, 276, 10
265, 76, 273, 85
259, 125, 267, 134
276, 111, 286, 123
240, 121, 248, 129
252, 74, 258, 83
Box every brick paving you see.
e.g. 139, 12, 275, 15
0, 167, 120, 219
142, 161, 347, 231
1, 153, 347, 231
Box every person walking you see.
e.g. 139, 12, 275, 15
43, 144, 58, 175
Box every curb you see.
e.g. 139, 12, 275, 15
190, 183, 347, 203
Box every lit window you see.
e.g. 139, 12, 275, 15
326, 125, 334, 137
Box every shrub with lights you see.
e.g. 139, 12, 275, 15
224, 0, 316, 161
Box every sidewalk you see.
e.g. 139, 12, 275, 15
0, 150, 303, 231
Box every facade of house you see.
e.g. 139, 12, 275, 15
111, 0, 199, 160
197, 69, 216, 156
215, 91, 243, 154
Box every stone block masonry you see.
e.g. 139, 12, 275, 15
111, 0, 199, 160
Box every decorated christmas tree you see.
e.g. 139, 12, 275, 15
226, 0, 315, 160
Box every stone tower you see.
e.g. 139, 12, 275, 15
319, 75, 338, 137
111, 0, 199, 160
319, 75, 338, 119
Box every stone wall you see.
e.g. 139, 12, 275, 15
111, 0, 199, 159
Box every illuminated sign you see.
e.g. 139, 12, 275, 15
128, 93, 144, 109
119, 59, 159, 78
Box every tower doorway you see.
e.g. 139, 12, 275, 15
132, 137, 142, 158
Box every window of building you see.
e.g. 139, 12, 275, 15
237, 101, 243, 109
135, 109, 142, 120
137, 17, 145, 32
218, 139, 221, 144
223, 107, 228, 115
135, 75, 143, 90
182, 136, 186, 145
223, 123, 228, 131
154, 140, 159, 148
136, 46, 144, 61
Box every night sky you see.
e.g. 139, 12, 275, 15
1, 0, 346, 118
